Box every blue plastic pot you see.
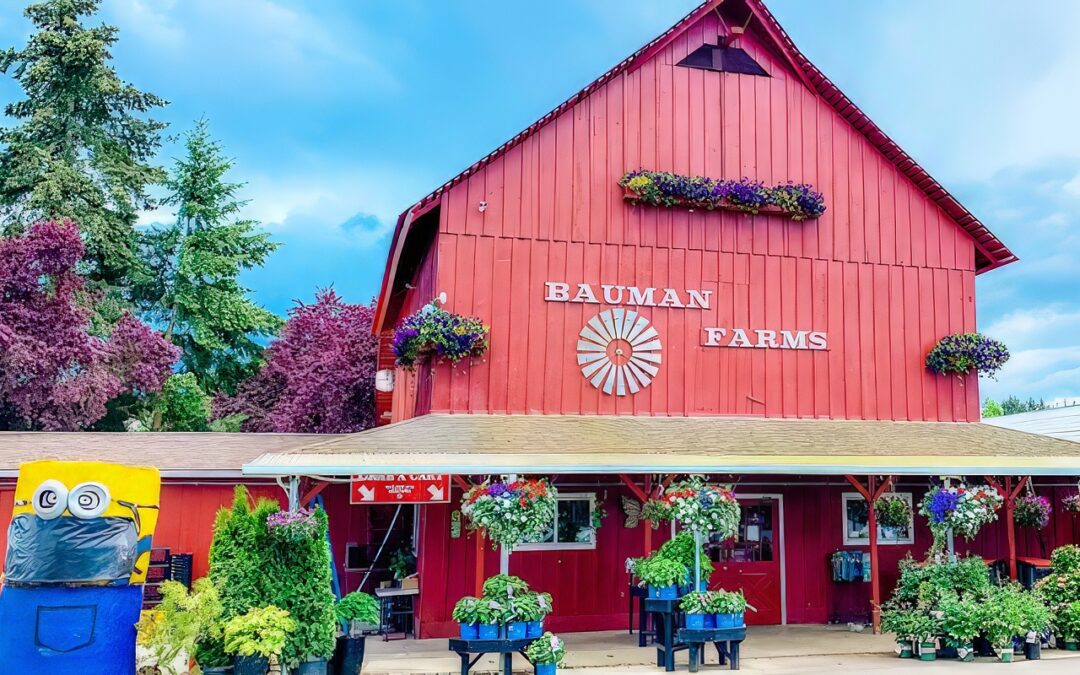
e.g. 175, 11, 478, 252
650, 584, 678, 600
703, 614, 716, 629
297, 658, 327, 675
459, 622, 479, 640
715, 613, 735, 628
686, 614, 707, 630
526, 620, 544, 638
507, 622, 527, 640
233, 655, 269, 675
536, 664, 557, 675
478, 623, 500, 640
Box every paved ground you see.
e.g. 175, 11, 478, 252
362, 626, 1080, 673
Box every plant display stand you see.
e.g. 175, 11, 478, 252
447, 637, 536, 675
677, 627, 747, 672
644, 597, 686, 671
375, 587, 418, 641
630, 583, 656, 646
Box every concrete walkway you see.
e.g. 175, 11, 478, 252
362, 625, 1080, 673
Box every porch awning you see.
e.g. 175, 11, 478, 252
242, 414, 1080, 477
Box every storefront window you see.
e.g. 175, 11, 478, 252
841, 492, 914, 545
515, 494, 596, 551
706, 502, 775, 562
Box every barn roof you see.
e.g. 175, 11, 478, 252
0, 432, 340, 478
244, 414, 1080, 477
375, 0, 1017, 333
983, 406, 1080, 444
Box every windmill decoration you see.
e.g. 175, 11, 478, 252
576, 308, 662, 396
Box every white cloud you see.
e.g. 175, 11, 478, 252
980, 306, 1080, 402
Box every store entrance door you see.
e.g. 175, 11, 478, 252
707, 497, 783, 625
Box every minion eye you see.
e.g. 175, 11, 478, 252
32, 480, 69, 520
68, 482, 110, 519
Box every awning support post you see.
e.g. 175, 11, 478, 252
287, 475, 300, 512
452, 476, 486, 596
500, 474, 517, 575
845, 474, 893, 635
985, 475, 1030, 581
618, 474, 655, 555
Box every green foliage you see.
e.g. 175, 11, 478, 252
524, 632, 565, 666
980, 584, 1049, 647
0, 0, 166, 285
633, 556, 687, 588
938, 595, 982, 644
1052, 545, 1080, 575
482, 574, 530, 599
708, 590, 750, 614
511, 592, 544, 622
1001, 395, 1048, 415
136, 578, 222, 675
981, 398, 1004, 418
656, 531, 713, 578
336, 591, 380, 626
641, 499, 673, 526
133, 119, 280, 399
679, 591, 711, 615
1037, 545, 1080, 640
145, 373, 211, 431
223, 605, 295, 658
873, 495, 912, 529
1055, 601, 1080, 641
880, 609, 938, 641
389, 545, 416, 580
452, 596, 481, 624
209, 413, 248, 432
207, 486, 336, 666
890, 555, 992, 609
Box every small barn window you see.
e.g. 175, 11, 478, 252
515, 493, 597, 551
677, 40, 769, 77
841, 492, 914, 546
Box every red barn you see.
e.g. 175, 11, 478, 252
245, 0, 1080, 638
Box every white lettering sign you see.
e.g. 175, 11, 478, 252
702, 328, 828, 350
545, 281, 711, 310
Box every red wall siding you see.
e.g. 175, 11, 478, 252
395, 12, 979, 422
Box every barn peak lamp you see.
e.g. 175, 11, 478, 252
676, 35, 769, 77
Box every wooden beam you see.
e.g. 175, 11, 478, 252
474, 529, 485, 596
453, 475, 471, 491
300, 480, 329, 506
984, 475, 1030, 581
871, 476, 894, 501
844, 474, 871, 501
867, 475, 882, 635
619, 474, 649, 503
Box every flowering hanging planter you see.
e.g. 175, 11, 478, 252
392, 300, 489, 369
619, 170, 826, 221
662, 476, 740, 539
874, 494, 913, 529
1064, 493, 1080, 514
461, 478, 558, 548
1014, 494, 1051, 529
918, 484, 1003, 545
925, 332, 1009, 378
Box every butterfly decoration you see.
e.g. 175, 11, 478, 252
622, 496, 643, 528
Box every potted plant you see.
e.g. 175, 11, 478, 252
657, 532, 713, 592
223, 606, 296, 675
925, 332, 1009, 378
1056, 601, 1080, 650
939, 596, 980, 661
136, 578, 223, 675
482, 574, 530, 599
634, 556, 687, 600
918, 484, 1003, 551
333, 591, 379, 675
513, 592, 547, 638
462, 480, 558, 548
1015, 494, 1052, 530
452, 596, 482, 640
910, 612, 940, 662
880, 608, 920, 658
709, 590, 752, 629
874, 494, 912, 530
679, 591, 713, 630
525, 632, 565, 675
979, 585, 1031, 663
476, 598, 505, 640
392, 299, 490, 368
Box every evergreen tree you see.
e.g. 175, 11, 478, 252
981, 398, 1004, 418
0, 0, 167, 286
134, 119, 280, 406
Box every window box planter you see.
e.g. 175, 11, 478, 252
619, 171, 826, 222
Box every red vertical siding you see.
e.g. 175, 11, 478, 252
396, 14, 979, 422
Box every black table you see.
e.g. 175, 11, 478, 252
677, 627, 746, 671
447, 637, 534, 675
644, 597, 686, 671
375, 587, 418, 641
630, 584, 656, 646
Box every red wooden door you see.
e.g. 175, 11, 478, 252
707, 498, 783, 625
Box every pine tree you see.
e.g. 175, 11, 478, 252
0, 0, 167, 286
134, 119, 280, 407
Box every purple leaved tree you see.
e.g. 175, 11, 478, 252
217, 289, 378, 433
0, 220, 179, 430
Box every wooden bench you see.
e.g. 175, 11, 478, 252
447, 637, 534, 675
677, 627, 746, 671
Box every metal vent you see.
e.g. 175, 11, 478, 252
677, 40, 769, 77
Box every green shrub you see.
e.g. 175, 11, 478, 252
524, 632, 565, 665
336, 591, 380, 626
1052, 545, 1080, 575
980, 584, 1049, 649
511, 592, 544, 622
634, 556, 687, 588
223, 606, 296, 658
1055, 600, 1080, 641
657, 532, 713, 578
137, 578, 223, 675
880, 609, 938, 642
939, 595, 981, 645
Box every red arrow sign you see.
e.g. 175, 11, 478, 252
350, 474, 451, 504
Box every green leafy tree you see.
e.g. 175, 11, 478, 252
146, 373, 211, 432
134, 119, 280, 407
982, 398, 1004, 418
0, 0, 167, 286
1001, 396, 1049, 416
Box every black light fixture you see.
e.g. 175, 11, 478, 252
676, 35, 769, 77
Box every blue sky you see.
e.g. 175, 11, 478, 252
1, 0, 1078, 406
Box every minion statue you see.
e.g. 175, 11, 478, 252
0, 460, 161, 673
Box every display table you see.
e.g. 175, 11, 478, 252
447, 637, 534, 675
644, 597, 685, 671
375, 586, 418, 641
629, 583, 655, 645
677, 627, 747, 672
1017, 557, 1053, 590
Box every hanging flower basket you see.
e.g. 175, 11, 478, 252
392, 300, 489, 368
1063, 494, 1080, 514
266, 507, 321, 544
874, 494, 913, 529
918, 484, 1003, 542
619, 169, 826, 221
461, 478, 558, 548
662, 477, 740, 538
925, 333, 1009, 378
1014, 494, 1052, 529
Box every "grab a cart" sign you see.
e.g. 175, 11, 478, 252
350, 474, 451, 504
